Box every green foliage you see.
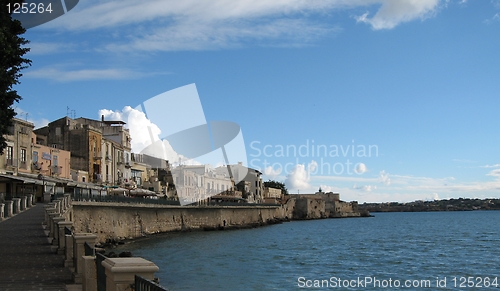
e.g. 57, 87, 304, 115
263, 180, 288, 195
0, 1, 31, 154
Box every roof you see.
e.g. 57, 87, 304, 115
0, 174, 56, 186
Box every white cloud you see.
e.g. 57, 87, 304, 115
39, 0, 445, 52
353, 184, 377, 191
27, 42, 74, 55
487, 169, 500, 179
481, 164, 500, 168
26, 67, 148, 82
484, 13, 500, 24
99, 106, 162, 153
263, 166, 282, 179
285, 162, 313, 192
356, 0, 440, 30
379, 170, 391, 185
99, 106, 201, 164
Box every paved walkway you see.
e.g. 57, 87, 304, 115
0, 204, 73, 291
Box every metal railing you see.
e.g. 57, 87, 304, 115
84, 241, 95, 256
96, 253, 107, 291
134, 275, 168, 291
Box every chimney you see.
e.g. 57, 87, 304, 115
101, 115, 104, 122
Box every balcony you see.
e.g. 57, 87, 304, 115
93, 152, 102, 160
5, 159, 17, 168
105, 154, 112, 161
94, 173, 103, 183
125, 162, 132, 169
33, 162, 41, 171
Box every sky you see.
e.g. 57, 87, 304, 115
11, 0, 500, 203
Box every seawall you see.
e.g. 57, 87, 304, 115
72, 202, 286, 243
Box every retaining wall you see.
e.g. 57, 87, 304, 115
72, 202, 286, 243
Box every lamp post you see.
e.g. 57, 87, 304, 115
37, 174, 45, 203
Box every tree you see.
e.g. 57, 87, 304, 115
0, 1, 31, 155
263, 180, 288, 195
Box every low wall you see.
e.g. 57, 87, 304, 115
72, 202, 286, 243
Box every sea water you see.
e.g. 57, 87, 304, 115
113, 211, 500, 290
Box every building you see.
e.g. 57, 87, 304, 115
0, 118, 34, 175
216, 162, 263, 203
0, 118, 72, 202
35, 116, 133, 187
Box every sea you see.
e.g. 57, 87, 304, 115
112, 211, 500, 290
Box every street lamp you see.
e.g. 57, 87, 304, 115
37, 173, 46, 203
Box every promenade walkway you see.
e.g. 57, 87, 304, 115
0, 204, 73, 291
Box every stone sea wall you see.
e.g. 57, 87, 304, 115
72, 193, 367, 243
72, 202, 287, 243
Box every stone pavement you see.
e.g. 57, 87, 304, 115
0, 204, 73, 291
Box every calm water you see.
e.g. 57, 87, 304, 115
113, 211, 500, 290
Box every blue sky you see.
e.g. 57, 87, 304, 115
13, 0, 500, 202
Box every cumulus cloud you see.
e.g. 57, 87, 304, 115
99, 106, 162, 153
285, 160, 318, 192
263, 166, 282, 179
379, 170, 391, 185
356, 0, 440, 30
100, 106, 207, 165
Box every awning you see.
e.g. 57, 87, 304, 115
0, 174, 56, 186
66, 181, 104, 190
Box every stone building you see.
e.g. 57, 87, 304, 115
0, 118, 34, 175
35, 116, 133, 187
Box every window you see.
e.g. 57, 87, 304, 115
7, 146, 13, 159
33, 151, 39, 163
20, 148, 26, 163
53, 155, 58, 167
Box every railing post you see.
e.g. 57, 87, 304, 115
5, 201, 13, 217
47, 211, 59, 237
82, 255, 98, 291
12, 198, 21, 214
52, 217, 66, 247
57, 221, 73, 255
27, 194, 33, 207
65, 233, 74, 268
101, 257, 159, 291
73, 233, 97, 284
20, 196, 27, 211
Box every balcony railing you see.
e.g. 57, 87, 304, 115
5, 159, 17, 168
